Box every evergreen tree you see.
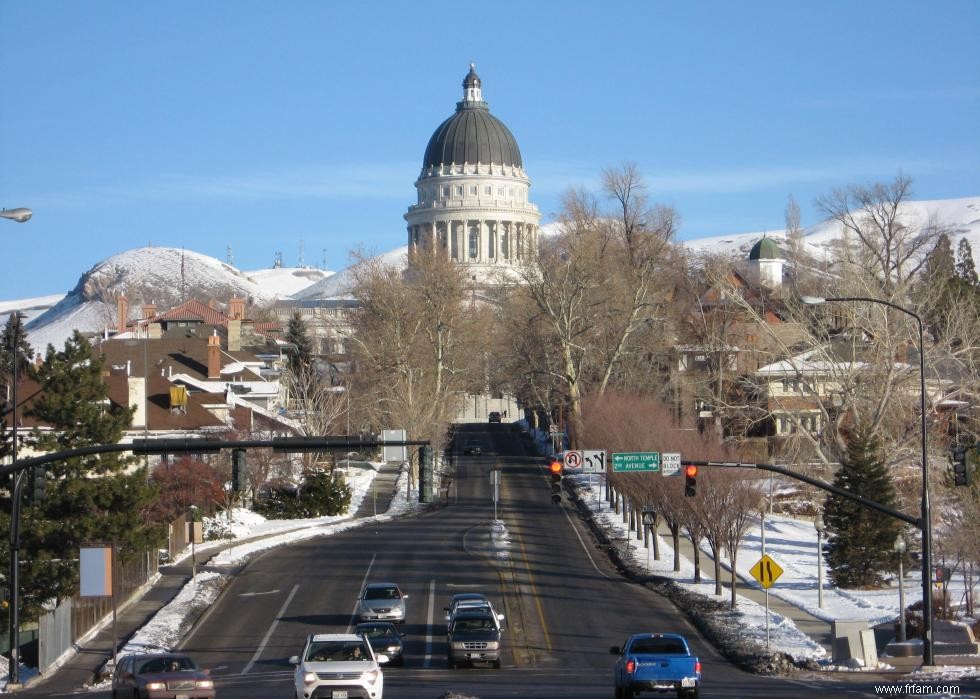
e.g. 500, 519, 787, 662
955, 237, 978, 287
823, 426, 901, 588
923, 233, 955, 285
1, 312, 35, 464
5, 332, 162, 621
285, 310, 314, 372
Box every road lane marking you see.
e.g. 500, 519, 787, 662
347, 553, 377, 631
516, 528, 552, 652
241, 583, 298, 675
424, 578, 435, 667
558, 503, 610, 579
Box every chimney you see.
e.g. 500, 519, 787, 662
128, 376, 147, 428
141, 302, 157, 320
229, 297, 246, 320
228, 319, 242, 352
208, 333, 221, 379
116, 294, 128, 333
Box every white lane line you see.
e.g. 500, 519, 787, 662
560, 504, 610, 578
346, 553, 377, 631
241, 584, 299, 675
424, 578, 436, 667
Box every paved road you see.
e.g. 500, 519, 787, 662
31, 425, 980, 698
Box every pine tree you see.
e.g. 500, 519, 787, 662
10, 331, 162, 620
285, 310, 314, 372
823, 426, 901, 588
923, 233, 955, 285
1, 312, 35, 464
955, 237, 978, 287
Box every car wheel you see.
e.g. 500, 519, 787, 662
623, 687, 635, 699
447, 657, 456, 670
492, 659, 501, 669
614, 686, 623, 699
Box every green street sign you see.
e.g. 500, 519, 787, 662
612, 452, 660, 472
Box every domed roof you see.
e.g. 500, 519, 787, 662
422, 65, 523, 170
749, 237, 781, 261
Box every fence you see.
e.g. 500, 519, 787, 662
36, 529, 175, 672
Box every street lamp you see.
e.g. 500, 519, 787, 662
801, 295, 933, 665
0, 208, 32, 223
5, 311, 28, 685
814, 513, 825, 609
895, 533, 907, 642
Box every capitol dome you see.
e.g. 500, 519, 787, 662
405, 65, 540, 286
422, 65, 523, 169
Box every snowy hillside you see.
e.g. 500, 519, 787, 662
684, 196, 980, 265
19, 247, 331, 352
5, 197, 979, 352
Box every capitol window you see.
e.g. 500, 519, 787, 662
497, 187, 504, 196
469, 185, 477, 195
455, 186, 463, 197
485, 185, 492, 195
442, 186, 450, 197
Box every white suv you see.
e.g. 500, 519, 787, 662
290, 633, 387, 699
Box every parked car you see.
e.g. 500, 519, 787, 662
291, 633, 387, 699
357, 582, 408, 623
447, 609, 503, 669
355, 621, 406, 667
462, 439, 482, 455
488, 411, 502, 423
610, 633, 701, 699
111, 652, 215, 699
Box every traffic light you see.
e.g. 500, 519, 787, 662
684, 464, 697, 497
952, 446, 969, 487
232, 449, 248, 492
549, 459, 563, 503
30, 466, 46, 504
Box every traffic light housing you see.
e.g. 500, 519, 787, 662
684, 464, 697, 497
30, 466, 46, 504
549, 459, 563, 503
952, 446, 969, 487
232, 449, 248, 492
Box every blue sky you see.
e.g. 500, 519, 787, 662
1, 1, 978, 300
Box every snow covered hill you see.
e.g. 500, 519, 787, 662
4, 197, 978, 351
17, 247, 332, 352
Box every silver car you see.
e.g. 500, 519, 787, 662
357, 582, 408, 623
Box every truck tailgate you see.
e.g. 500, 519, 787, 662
633, 655, 699, 681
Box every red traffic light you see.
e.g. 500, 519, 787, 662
549, 460, 563, 475
684, 464, 698, 478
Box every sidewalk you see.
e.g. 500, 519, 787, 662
12, 463, 407, 696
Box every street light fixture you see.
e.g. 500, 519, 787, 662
895, 533, 907, 642
801, 294, 933, 666
0, 208, 32, 223
814, 513, 825, 609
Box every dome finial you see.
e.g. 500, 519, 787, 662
463, 63, 483, 103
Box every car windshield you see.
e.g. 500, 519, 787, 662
631, 638, 686, 654
364, 587, 399, 600
359, 625, 396, 638
306, 641, 370, 662
138, 656, 194, 674
451, 617, 494, 632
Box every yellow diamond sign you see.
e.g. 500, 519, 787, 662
749, 554, 784, 589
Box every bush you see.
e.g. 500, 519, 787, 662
254, 470, 352, 519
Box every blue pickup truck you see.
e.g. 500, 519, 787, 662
610, 633, 701, 699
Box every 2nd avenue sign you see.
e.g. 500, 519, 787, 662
612, 452, 660, 472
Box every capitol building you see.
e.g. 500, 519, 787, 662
404, 65, 541, 284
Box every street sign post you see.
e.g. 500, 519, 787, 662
612, 452, 660, 472
749, 553, 784, 650
661, 452, 681, 477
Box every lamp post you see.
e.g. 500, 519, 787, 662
895, 533, 907, 642
5, 311, 28, 685
0, 208, 32, 223
801, 295, 933, 665
814, 513, 825, 609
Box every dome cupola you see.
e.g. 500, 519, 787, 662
422, 64, 523, 170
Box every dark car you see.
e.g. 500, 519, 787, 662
488, 411, 502, 423
447, 609, 503, 669
463, 439, 482, 455
356, 621, 406, 666
111, 653, 215, 699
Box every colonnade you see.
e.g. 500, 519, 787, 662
408, 219, 537, 263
